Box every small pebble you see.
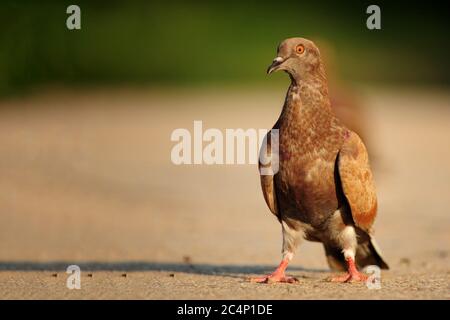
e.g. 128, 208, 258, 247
399, 257, 411, 265
182, 255, 192, 264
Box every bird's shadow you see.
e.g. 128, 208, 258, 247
0, 261, 330, 279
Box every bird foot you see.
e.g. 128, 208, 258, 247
329, 271, 368, 283
329, 256, 368, 283
248, 258, 298, 284
249, 273, 299, 284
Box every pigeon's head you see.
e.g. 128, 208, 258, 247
267, 37, 323, 82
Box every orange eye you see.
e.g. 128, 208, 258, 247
295, 44, 305, 54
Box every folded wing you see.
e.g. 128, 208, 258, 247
259, 130, 280, 220
337, 131, 377, 232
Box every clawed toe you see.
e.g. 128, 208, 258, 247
248, 259, 299, 284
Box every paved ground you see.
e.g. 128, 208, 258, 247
0, 87, 449, 299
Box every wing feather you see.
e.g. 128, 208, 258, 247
337, 131, 377, 231
259, 131, 279, 219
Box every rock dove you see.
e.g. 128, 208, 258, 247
251, 37, 388, 284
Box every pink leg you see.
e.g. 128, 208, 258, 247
330, 257, 368, 283
249, 259, 298, 284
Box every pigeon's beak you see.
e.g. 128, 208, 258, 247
267, 57, 285, 74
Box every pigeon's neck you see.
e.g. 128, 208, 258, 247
281, 75, 333, 123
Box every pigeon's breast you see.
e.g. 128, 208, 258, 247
276, 141, 340, 227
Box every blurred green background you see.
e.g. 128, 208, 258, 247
1, 0, 449, 96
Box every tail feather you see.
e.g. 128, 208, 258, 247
357, 237, 389, 270
324, 237, 389, 271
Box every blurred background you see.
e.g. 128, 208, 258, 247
1, 0, 450, 95
0, 0, 449, 298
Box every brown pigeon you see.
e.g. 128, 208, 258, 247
251, 37, 388, 284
